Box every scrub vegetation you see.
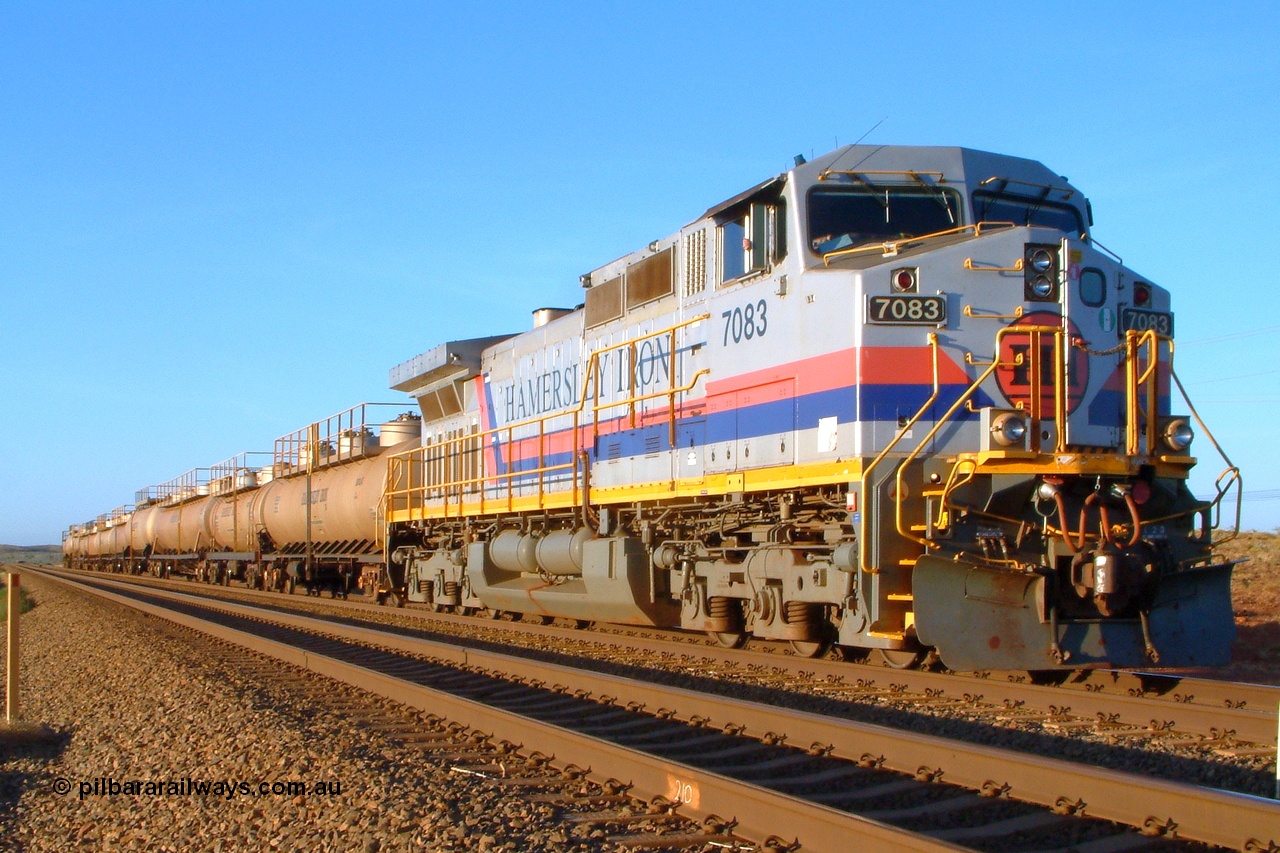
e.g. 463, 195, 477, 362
1219, 531, 1280, 684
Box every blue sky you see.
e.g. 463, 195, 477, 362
2, 1, 1278, 544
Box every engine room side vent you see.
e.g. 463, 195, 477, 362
683, 229, 707, 296
606, 441, 622, 461
626, 247, 674, 310
586, 276, 624, 328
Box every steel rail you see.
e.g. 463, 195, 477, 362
44, 570, 1280, 852
35, 570, 968, 853
49, 567, 1279, 746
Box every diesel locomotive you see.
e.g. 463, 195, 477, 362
66, 144, 1241, 672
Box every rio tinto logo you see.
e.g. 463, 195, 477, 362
994, 311, 1089, 416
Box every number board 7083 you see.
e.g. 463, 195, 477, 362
867, 294, 947, 325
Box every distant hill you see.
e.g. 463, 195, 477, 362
0, 544, 63, 565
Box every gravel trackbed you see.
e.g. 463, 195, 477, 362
0, 574, 632, 852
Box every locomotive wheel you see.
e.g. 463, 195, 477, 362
789, 636, 834, 659
876, 648, 924, 669
708, 631, 749, 649
486, 608, 504, 620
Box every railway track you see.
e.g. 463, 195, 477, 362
33, 568, 1280, 852
44, 567, 1280, 756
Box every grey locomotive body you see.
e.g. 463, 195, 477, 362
68, 145, 1239, 672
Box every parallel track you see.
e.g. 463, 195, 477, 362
36, 568, 1280, 852
47, 567, 1279, 750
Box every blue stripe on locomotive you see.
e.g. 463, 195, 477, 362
484, 380, 996, 482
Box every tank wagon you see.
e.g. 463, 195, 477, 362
69, 144, 1241, 672
67, 405, 422, 593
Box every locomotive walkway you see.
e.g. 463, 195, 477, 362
31, 568, 1280, 853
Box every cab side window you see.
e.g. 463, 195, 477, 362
719, 201, 786, 285
720, 216, 747, 282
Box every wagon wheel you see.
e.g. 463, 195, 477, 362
708, 631, 749, 650
574, 619, 593, 630
538, 615, 555, 626
486, 608, 504, 620
876, 648, 924, 669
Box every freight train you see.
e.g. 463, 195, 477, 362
66, 144, 1242, 673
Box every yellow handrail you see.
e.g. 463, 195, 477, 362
859, 333, 941, 574
891, 355, 1010, 549
963, 257, 1024, 273
964, 304, 1025, 321
385, 313, 710, 524
822, 222, 1015, 265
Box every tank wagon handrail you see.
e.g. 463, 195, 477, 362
272, 401, 406, 474
384, 314, 711, 524
822, 221, 1016, 266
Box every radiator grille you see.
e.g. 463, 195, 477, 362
682, 229, 707, 296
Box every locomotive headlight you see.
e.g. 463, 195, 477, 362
1023, 243, 1059, 301
1160, 417, 1194, 452
1030, 249, 1054, 274
990, 412, 1027, 447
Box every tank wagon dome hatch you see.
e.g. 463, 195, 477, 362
390, 335, 514, 423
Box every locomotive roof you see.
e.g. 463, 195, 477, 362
787, 144, 1078, 196
582, 144, 1086, 287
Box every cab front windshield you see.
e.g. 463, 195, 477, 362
972, 190, 1085, 235
808, 187, 961, 255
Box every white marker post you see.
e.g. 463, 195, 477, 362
5, 572, 17, 722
